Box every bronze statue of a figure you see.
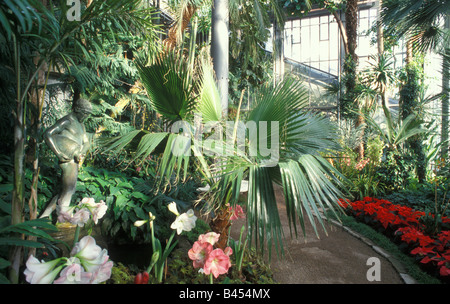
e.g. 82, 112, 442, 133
40, 99, 93, 218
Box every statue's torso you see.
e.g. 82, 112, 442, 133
53, 114, 87, 159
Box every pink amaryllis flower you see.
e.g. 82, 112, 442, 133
198, 232, 220, 246
229, 204, 245, 221
188, 241, 213, 269
203, 248, 232, 278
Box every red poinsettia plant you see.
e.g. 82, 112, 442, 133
339, 197, 450, 278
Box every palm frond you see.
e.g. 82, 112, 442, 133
137, 50, 196, 124
198, 56, 223, 123
201, 78, 346, 258
247, 165, 284, 257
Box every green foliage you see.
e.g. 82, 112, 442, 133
382, 181, 450, 218
333, 136, 385, 200
74, 166, 200, 245
108, 262, 135, 284
377, 147, 416, 193
136, 50, 196, 124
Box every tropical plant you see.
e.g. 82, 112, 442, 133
380, 0, 450, 162
0, 0, 160, 283
107, 48, 346, 257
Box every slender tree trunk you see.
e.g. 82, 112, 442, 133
211, 0, 229, 117
10, 35, 25, 284
441, 14, 450, 161
273, 19, 284, 85
344, 0, 363, 160
332, 10, 348, 55
345, 0, 358, 64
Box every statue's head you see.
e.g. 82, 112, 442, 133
73, 99, 93, 121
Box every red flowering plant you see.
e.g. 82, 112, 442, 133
339, 197, 450, 279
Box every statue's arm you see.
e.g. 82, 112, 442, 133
74, 132, 92, 162
44, 118, 72, 162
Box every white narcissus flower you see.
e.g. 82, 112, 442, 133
24, 255, 63, 284
171, 209, 197, 235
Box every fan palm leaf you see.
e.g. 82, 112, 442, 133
381, 0, 450, 53
136, 50, 196, 124
202, 78, 346, 257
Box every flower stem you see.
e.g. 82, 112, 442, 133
72, 225, 81, 248
209, 273, 213, 284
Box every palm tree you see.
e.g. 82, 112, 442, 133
107, 49, 346, 257
380, 0, 450, 161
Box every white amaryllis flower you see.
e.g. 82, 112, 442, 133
168, 202, 180, 216
134, 220, 148, 227
170, 209, 197, 235
80, 198, 108, 224
71, 208, 91, 227
53, 262, 92, 284
71, 236, 111, 273
134, 212, 156, 228
91, 200, 107, 224
89, 259, 113, 284
24, 255, 63, 284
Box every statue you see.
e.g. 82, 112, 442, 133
40, 99, 93, 218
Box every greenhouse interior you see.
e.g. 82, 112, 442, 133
0, 0, 449, 287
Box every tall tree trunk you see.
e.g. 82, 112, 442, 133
344, 0, 363, 160
211, 0, 229, 117
400, 37, 427, 183
273, 18, 284, 85
441, 14, 450, 161
10, 35, 25, 284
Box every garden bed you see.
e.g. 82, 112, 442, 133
339, 197, 450, 283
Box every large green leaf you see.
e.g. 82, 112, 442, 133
247, 166, 284, 258
198, 56, 222, 123
137, 50, 196, 124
